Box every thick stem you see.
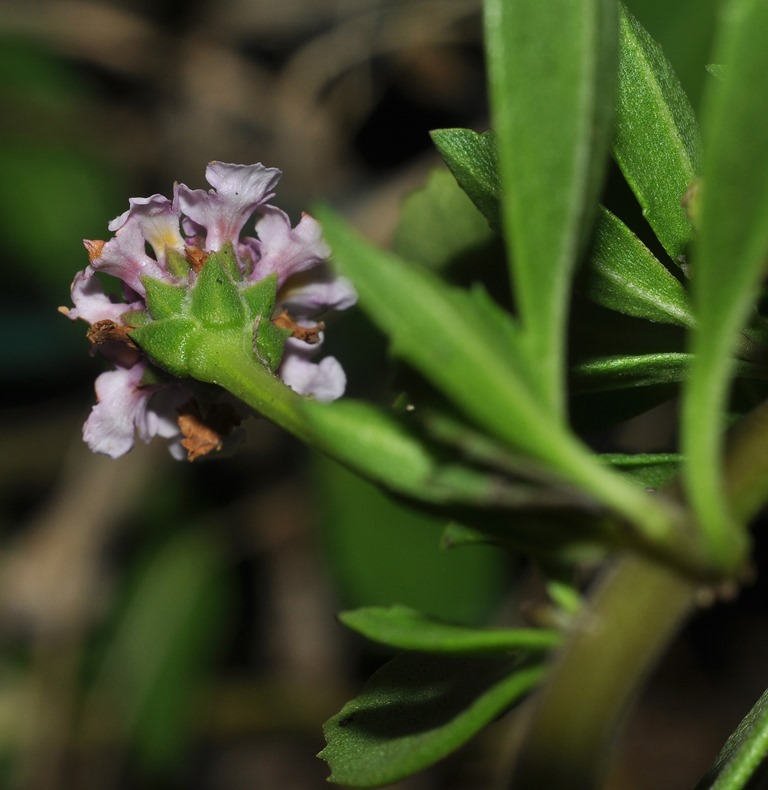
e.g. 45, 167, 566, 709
507, 553, 697, 790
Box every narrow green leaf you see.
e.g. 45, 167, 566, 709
317, 207, 683, 557
682, 0, 768, 571
695, 687, 768, 790
613, 3, 701, 262
339, 605, 561, 655
88, 532, 225, 770
706, 64, 728, 82
600, 453, 682, 489
576, 353, 765, 393
393, 168, 495, 269
574, 352, 691, 391
302, 399, 579, 510
583, 208, 694, 327
429, 128, 501, 229
302, 400, 436, 498
320, 653, 545, 787
484, 0, 618, 415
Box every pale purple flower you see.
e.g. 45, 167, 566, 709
278, 337, 347, 402
91, 216, 172, 296
82, 362, 184, 459
176, 162, 281, 251
66, 266, 142, 325
63, 161, 356, 459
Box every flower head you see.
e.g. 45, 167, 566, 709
61, 161, 356, 460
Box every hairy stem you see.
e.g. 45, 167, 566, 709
507, 553, 697, 789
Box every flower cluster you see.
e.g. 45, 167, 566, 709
61, 162, 356, 461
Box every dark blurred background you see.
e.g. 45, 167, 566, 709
2, 1, 764, 789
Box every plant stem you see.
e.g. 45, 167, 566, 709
191, 338, 312, 439
506, 553, 697, 790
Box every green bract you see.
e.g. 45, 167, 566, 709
129, 249, 290, 381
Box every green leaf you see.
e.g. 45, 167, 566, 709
695, 686, 768, 790
317, 207, 683, 560
484, 0, 618, 415
574, 352, 691, 391
613, 3, 701, 262
303, 399, 574, 509
88, 532, 225, 771
583, 208, 694, 327
576, 353, 765, 393
706, 63, 728, 82
429, 129, 501, 229
338, 605, 560, 655
393, 168, 495, 270
600, 453, 682, 489
315, 456, 506, 625
319, 652, 545, 787
682, 0, 768, 572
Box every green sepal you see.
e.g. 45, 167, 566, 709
189, 252, 245, 329
241, 273, 279, 321
142, 277, 188, 321
121, 308, 151, 328
212, 242, 242, 281
253, 317, 291, 372
430, 128, 501, 229
130, 318, 199, 378
164, 247, 191, 277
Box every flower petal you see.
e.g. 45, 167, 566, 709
66, 266, 141, 324
278, 341, 346, 401
91, 217, 170, 296
177, 162, 281, 251
250, 208, 330, 285
278, 266, 357, 317
109, 194, 185, 259
83, 363, 152, 458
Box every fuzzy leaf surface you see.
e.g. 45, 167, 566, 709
682, 0, 768, 571
613, 3, 701, 262
584, 208, 694, 327
318, 207, 679, 551
695, 686, 768, 789
429, 129, 501, 229
484, 0, 618, 414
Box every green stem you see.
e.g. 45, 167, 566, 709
191, 338, 313, 440
724, 395, 768, 525
507, 553, 697, 790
